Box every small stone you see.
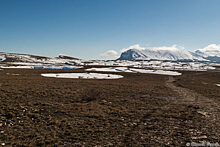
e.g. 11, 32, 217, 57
192, 135, 207, 140
102, 100, 107, 103
197, 111, 209, 117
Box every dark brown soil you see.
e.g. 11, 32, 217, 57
0, 68, 219, 146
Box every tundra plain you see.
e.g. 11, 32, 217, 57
0, 66, 219, 146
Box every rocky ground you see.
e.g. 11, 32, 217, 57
0, 67, 219, 146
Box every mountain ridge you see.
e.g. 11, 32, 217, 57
118, 48, 220, 62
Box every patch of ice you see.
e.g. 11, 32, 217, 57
41, 73, 123, 79
86, 67, 182, 76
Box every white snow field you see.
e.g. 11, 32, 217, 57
0, 65, 81, 69
85, 60, 215, 71
0, 66, 33, 69
86, 67, 182, 76
41, 73, 123, 79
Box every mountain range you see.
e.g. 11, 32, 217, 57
1, 45, 220, 63
118, 47, 220, 62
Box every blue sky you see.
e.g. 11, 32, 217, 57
0, 0, 220, 59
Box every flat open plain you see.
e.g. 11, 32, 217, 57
0, 67, 219, 146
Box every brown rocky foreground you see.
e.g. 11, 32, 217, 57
0, 67, 219, 146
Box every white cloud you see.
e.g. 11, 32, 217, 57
121, 44, 185, 53
100, 50, 118, 57
151, 44, 185, 51
199, 44, 220, 52
197, 44, 220, 57
121, 44, 145, 52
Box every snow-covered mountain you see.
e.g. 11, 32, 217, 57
194, 44, 220, 62
195, 44, 220, 57
118, 46, 220, 62
118, 48, 204, 61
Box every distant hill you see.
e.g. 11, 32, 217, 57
0, 52, 83, 65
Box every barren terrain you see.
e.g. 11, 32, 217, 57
0, 67, 219, 146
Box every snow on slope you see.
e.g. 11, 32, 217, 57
117, 44, 220, 62
0, 53, 84, 69
41, 73, 123, 79
86, 67, 182, 76
0, 52, 84, 65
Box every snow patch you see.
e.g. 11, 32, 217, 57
216, 84, 220, 87
86, 67, 182, 76
41, 73, 123, 79
1, 66, 33, 69
33, 66, 81, 69
0, 55, 6, 62
0, 65, 81, 69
